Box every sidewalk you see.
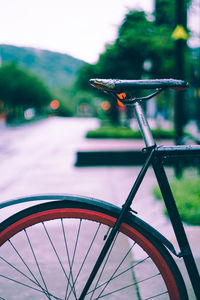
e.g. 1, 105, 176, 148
0, 118, 199, 298
74, 137, 200, 299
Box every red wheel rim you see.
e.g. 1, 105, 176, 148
0, 208, 181, 300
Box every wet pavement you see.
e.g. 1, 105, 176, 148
0, 117, 199, 299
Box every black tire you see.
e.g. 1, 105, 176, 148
0, 198, 188, 299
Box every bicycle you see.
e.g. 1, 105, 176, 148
0, 78, 200, 299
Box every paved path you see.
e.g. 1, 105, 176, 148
0, 117, 199, 299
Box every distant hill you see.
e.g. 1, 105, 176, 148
0, 44, 85, 89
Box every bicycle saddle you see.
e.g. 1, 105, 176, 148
89, 78, 189, 93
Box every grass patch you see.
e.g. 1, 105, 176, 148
86, 127, 175, 139
153, 176, 200, 225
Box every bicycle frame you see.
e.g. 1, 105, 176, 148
79, 99, 200, 300
153, 147, 200, 298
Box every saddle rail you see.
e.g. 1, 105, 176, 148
89, 78, 189, 104
89, 78, 188, 93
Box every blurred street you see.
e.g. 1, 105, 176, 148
0, 117, 199, 298
1, 0, 200, 297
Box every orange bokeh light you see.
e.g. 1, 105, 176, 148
101, 101, 111, 111
50, 100, 60, 110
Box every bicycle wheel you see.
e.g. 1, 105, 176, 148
0, 197, 188, 300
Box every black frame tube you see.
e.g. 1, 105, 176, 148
3, 145, 198, 298
78, 147, 155, 299
79, 145, 200, 299
156, 144, 200, 157
152, 152, 200, 299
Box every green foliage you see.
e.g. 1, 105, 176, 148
72, 90, 96, 116
55, 85, 96, 116
155, 0, 191, 26
0, 63, 52, 121
51, 100, 73, 117
155, 0, 175, 26
86, 127, 139, 139
77, 10, 176, 93
108, 11, 174, 78
86, 127, 176, 139
153, 176, 200, 225
52, 86, 74, 116
75, 9, 180, 125
0, 45, 85, 118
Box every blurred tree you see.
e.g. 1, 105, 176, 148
0, 63, 52, 121
155, 0, 191, 27
77, 10, 178, 87
155, 0, 175, 26
76, 10, 178, 125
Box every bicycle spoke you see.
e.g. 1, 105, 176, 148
67, 222, 102, 299
0, 256, 42, 289
92, 273, 164, 299
0, 274, 45, 293
144, 291, 168, 300
24, 228, 51, 299
1, 237, 54, 296
87, 249, 149, 297
42, 221, 78, 299
1, 200, 187, 299
8, 239, 45, 292
89, 232, 119, 299
88, 254, 165, 299
65, 219, 82, 299
61, 218, 77, 300
70, 219, 82, 269
94, 241, 136, 298
0, 274, 61, 299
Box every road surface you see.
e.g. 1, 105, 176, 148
0, 117, 199, 299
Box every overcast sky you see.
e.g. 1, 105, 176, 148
0, 0, 154, 63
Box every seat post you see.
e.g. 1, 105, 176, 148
133, 101, 156, 148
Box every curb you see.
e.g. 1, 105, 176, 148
75, 149, 200, 167
75, 150, 146, 166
